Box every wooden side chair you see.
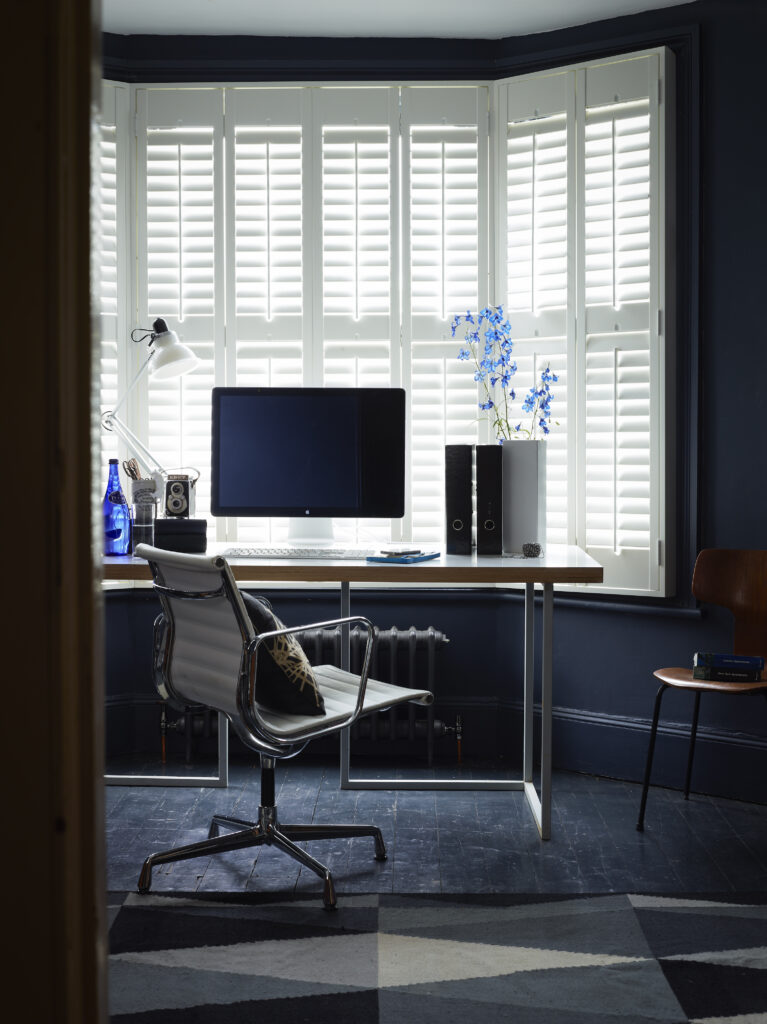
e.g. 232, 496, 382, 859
637, 548, 767, 831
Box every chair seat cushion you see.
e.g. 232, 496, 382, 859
256, 663, 434, 738
241, 593, 326, 716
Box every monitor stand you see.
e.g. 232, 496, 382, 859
286, 516, 336, 549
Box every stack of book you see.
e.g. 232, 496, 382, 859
692, 651, 764, 681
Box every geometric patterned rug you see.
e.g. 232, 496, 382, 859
108, 892, 767, 1023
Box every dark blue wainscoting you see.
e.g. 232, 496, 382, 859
105, 587, 767, 805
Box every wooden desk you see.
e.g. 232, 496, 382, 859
104, 544, 603, 838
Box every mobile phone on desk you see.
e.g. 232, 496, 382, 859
381, 548, 421, 557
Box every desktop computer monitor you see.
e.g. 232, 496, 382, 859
211, 387, 406, 523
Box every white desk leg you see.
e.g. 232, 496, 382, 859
523, 581, 535, 785
539, 582, 554, 839
339, 581, 352, 788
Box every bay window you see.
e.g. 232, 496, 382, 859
99, 45, 673, 595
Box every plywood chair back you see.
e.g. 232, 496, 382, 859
692, 548, 767, 660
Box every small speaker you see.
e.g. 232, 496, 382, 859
445, 444, 473, 555
475, 444, 503, 555
164, 474, 195, 518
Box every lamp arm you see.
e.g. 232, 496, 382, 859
101, 409, 168, 479
110, 349, 156, 421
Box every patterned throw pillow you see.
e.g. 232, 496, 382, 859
240, 593, 326, 716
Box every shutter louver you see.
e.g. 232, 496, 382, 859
234, 128, 303, 319
581, 335, 653, 588
506, 115, 568, 314
410, 127, 479, 318
584, 101, 651, 308
322, 128, 391, 319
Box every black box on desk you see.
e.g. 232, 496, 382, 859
444, 444, 473, 555
154, 518, 208, 554
475, 444, 503, 555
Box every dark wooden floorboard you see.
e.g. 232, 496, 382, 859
106, 757, 767, 896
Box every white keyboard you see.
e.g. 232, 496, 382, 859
222, 546, 377, 561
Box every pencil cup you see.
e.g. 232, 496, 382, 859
131, 502, 156, 550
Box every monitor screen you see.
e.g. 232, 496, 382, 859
211, 387, 406, 518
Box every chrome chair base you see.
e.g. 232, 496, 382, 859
137, 804, 387, 909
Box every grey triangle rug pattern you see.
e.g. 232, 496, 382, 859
108, 891, 767, 1023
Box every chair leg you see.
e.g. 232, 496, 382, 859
280, 822, 387, 860
209, 814, 257, 838
684, 691, 701, 800
138, 823, 266, 893
268, 829, 338, 909
637, 683, 668, 832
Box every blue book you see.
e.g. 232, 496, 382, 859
366, 552, 440, 564
693, 651, 764, 671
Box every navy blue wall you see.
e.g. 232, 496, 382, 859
103, 0, 767, 803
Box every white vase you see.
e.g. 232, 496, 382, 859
501, 439, 546, 555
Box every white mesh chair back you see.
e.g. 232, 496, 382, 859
135, 544, 252, 719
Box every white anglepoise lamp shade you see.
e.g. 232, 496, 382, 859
150, 328, 200, 379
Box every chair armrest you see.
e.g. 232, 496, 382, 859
241, 615, 376, 747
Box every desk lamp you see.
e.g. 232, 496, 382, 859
101, 318, 200, 486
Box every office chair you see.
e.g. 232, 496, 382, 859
637, 549, 767, 831
133, 544, 433, 908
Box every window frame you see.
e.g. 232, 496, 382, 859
100, 54, 675, 597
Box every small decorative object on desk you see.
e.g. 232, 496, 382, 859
522, 542, 542, 558
451, 304, 559, 556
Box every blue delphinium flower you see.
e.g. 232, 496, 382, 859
453, 302, 558, 441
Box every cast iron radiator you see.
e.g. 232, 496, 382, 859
295, 625, 449, 766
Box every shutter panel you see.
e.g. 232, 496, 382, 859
98, 83, 130, 476
137, 90, 223, 534
576, 55, 662, 592
503, 93, 571, 548
315, 91, 397, 546
403, 88, 486, 544
98, 119, 119, 467
497, 50, 670, 593
227, 90, 306, 545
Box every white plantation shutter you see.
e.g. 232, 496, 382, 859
315, 89, 398, 546
576, 55, 663, 592
500, 70, 573, 549
137, 89, 223, 531
498, 48, 671, 594
226, 90, 306, 545
98, 83, 130, 477
403, 87, 487, 543
98, 119, 119, 468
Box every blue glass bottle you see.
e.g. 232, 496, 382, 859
103, 458, 131, 555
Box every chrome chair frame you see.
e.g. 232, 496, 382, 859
135, 546, 430, 907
